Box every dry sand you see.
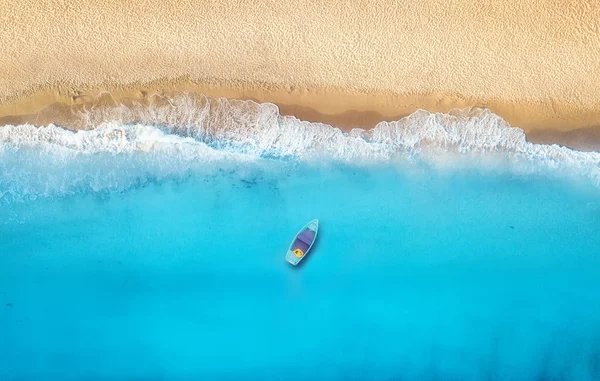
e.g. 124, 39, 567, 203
1, 0, 599, 149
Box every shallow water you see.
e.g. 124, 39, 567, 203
1, 103, 600, 380
1, 161, 600, 380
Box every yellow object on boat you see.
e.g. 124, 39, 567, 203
293, 248, 304, 258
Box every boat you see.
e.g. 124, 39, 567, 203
285, 219, 319, 266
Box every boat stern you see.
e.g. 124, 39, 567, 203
285, 250, 302, 266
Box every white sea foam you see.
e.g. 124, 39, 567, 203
1, 94, 599, 201
0, 122, 257, 202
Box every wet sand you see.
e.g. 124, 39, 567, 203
1, 1, 599, 150
2, 81, 600, 151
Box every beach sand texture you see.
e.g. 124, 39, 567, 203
1, 0, 599, 145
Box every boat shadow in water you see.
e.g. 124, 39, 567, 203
290, 225, 321, 270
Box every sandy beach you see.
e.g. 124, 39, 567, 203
1, 0, 599, 150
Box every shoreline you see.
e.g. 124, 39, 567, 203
2, 1, 600, 151
1, 79, 599, 152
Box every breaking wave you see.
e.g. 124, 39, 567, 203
1, 93, 599, 202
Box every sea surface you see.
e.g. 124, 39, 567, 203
1, 97, 600, 380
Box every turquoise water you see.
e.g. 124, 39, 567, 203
1, 103, 600, 380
